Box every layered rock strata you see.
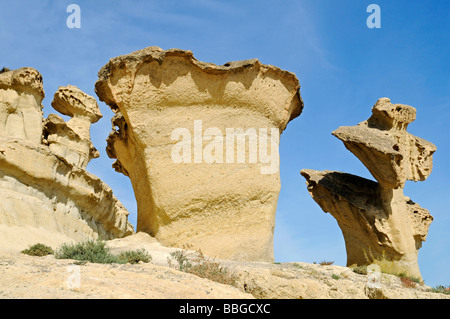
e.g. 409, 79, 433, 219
0, 68, 133, 243
95, 46, 303, 262
301, 98, 436, 279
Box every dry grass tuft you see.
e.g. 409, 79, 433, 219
168, 245, 238, 286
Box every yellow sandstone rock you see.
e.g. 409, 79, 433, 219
0, 67, 44, 144
43, 85, 103, 169
301, 98, 436, 280
95, 46, 303, 262
0, 68, 133, 247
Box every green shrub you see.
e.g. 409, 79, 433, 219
117, 249, 152, 264
55, 240, 153, 265
21, 243, 54, 257
168, 249, 192, 272
55, 240, 123, 264
331, 274, 340, 280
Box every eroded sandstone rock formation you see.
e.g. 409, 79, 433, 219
43, 85, 103, 169
301, 98, 436, 279
0, 68, 133, 244
95, 46, 303, 262
0, 67, 44, 144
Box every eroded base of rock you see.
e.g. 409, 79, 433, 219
301, 169, 431, 279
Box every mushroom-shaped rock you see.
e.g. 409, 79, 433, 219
43, 85, 103, 169
332, 98, 436, 189
52, 85, 102, 124
95, 46, 303, 262
301, 98, 436, 280
0, 67, 44, 144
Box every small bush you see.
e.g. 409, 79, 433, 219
398, 273, 421, 283
168, 249, 192, 272
319, 260, 334, 266
431, 285, 450, 295
399, 276, 416, 288
190, 259, 236, 286
55, 240, 123, 264
21, 243, 54, 257
331, 274, 340, 280
168, 247, 237, 286
398, 273, 421, 288
117, 249, 152, 264
0, 67, 10, 74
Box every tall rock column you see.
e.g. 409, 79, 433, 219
301, 98, 436, 279
95, 46, 303, 262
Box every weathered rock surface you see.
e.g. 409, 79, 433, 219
0, 67, 44, 144
0, 136, 133, 241
0, 68, 133, 246
301, 98, 436, 279
300, 169, 432, 277
43, 85, 103, 169
332, 98, 436, 189
95, 46, 303, 262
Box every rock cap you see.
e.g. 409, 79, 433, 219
52, 85, 102, 123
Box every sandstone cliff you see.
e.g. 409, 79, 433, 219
0, 68, 133, 247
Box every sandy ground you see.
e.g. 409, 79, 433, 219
0, 229, 448, 299
0, 232, 252, 299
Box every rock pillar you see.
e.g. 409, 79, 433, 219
301, 98, 435, 279
95, 46, 303, 261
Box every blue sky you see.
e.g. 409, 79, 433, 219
1, 0, 448, 287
